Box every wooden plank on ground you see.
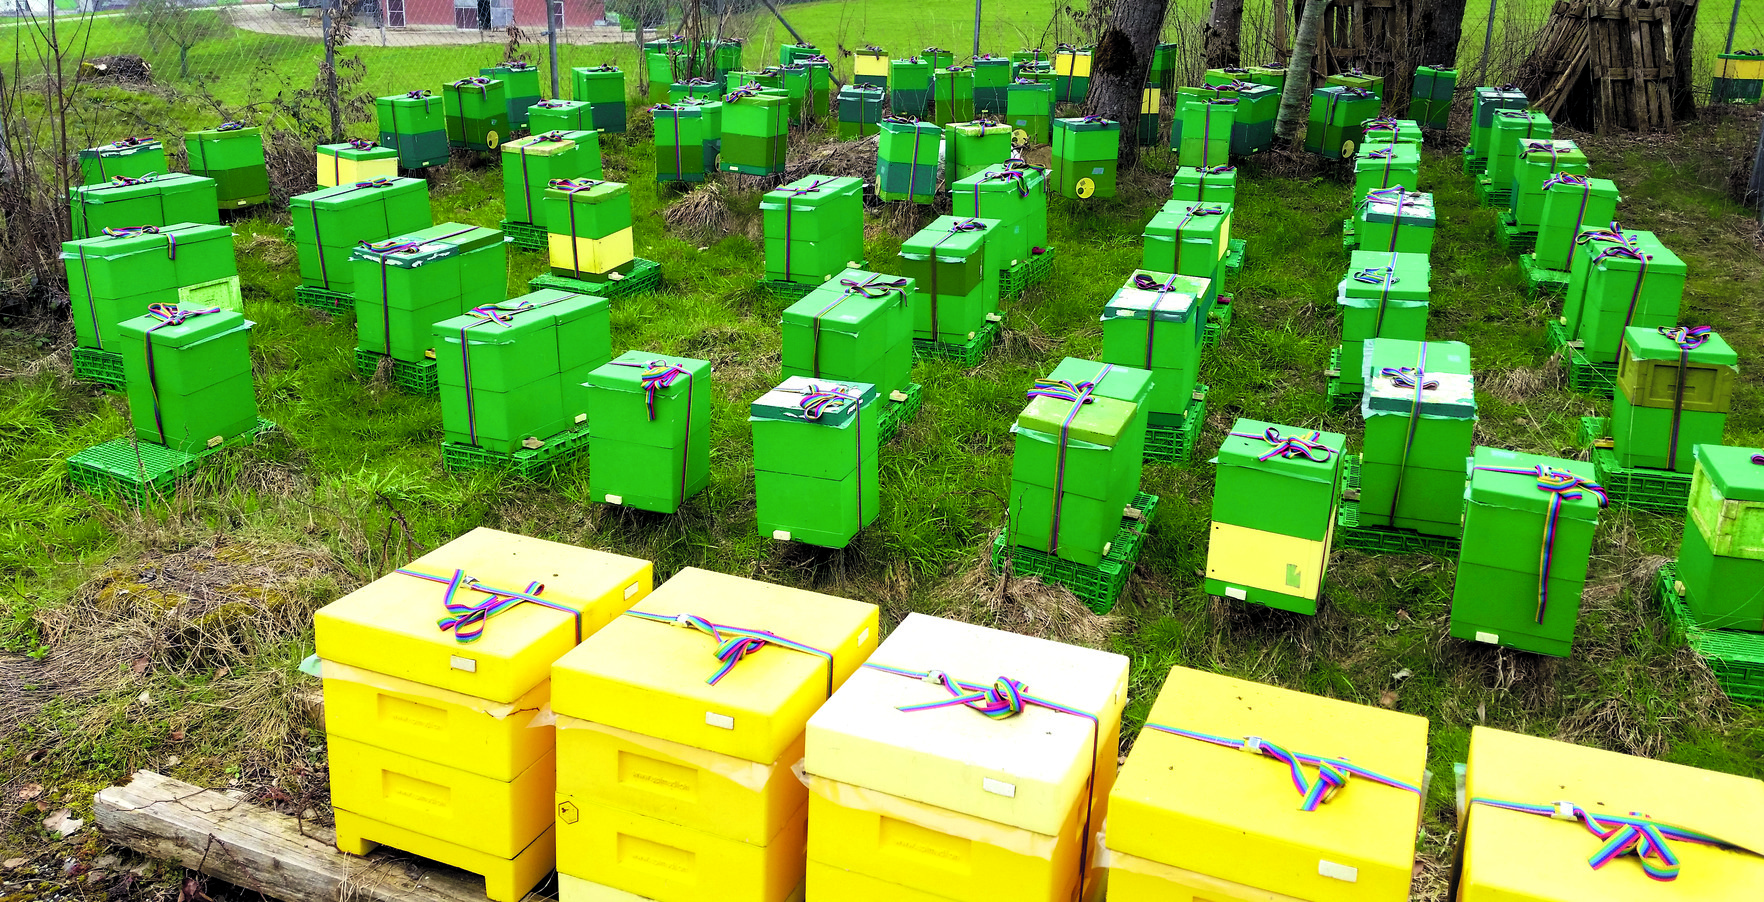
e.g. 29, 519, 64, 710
94, 771, 544, 902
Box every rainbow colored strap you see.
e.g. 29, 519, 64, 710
1145, 723, 1420, 810
1658, 326, 1712, 467
624, 610, 836, 695
396, 567, 583, 644
1228, 426, 1337, 462
1472, 797, 1764, 881
1472, 465, 1607, 622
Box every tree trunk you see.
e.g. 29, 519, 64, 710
1087, 0, 1174, 167
1204, 0, 1246, 69
1272, 0, 1291, 59
1417, 0, 1469, 67
1274, 0, 1329, 145
179, 44, 190, 80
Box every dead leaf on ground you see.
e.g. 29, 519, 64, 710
1379, 690, 1399, 708
17, 783, 43, 800
3, 857, 27, 869
130, 656, 148, 675
169, 730, 186, 742
43, 808, 83, 837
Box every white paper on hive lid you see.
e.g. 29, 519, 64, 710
804, 612, 1129, 836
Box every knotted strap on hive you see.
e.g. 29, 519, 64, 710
1131, 273, 1186, 370
1144, 724, 1421, 811
1470, 465, 1607, 623
1471, 798, 1764, 882
397, 567, 582, 644
1382, 343, 1435, 523
1228, 425, 1338, 463
623, 610, 836, 695
1166, 204, 1226, 276
1364, 186, 1414, 253
1541, 173, 1595, 266
1587, 234, 1654, 365
1352, 264, 1402, 334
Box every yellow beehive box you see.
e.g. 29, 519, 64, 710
805, 612, 1128, 898
319, 659, 552, 782
1459, 726, 1764, 901
807, 774, 1084, 902
805, 860, 959, 901
558, 874, 803, 902
1206, 521, 1332, 604
555, 791, 808, 902
316, 146, 399, 187
555, 715, 807, 846
854, 50, 891, 78
1107, 666, 1427, 902
551, 567, 879, 765
314, 528, 652, 703
327, 734, 555, 859
335, 809, 556, 902
549, 226, 635, 275
1103, 850, 1304, 902
1054, 48, 1092, 78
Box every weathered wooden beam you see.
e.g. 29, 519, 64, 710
94, 772, 544, 902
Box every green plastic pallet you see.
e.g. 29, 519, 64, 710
1546, 319, 1617, 397
499, 220, 547, 251
1474, 178, 1512, 208
1001, 246, 1056, 298
991, 492, 1160, 614
72, 346, 125, 388
1335, 454, 1463, 556
1656, 562, 1764, 704
756, 279, 817, 303
1203, 296, 1233, 350
354, 348, 440, 396
1223, 238, 1246, 280
529, 257, 662, 300
1577, 415, 1609, 449
877, 382, 924, 444
66, 418, 275, 507
1592, 447, 1692, 513
294, 284, 354, 316
1518, 253, 1570, 295
441, 422, 591, 480
1545, 317, 1572, 353
1462, 148, 1487, 176
1342, 217, 1358, 251
1145, 386, 1207, 464
913, 317, 1000, 366
1324, 345, 1359, 411
1497, 210, 1537, 253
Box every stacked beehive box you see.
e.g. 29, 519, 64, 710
1107, 666, 1427, 902
444, 77, 509, 151
762, 176, 865, 287
669, 78, 721, 103
1174, 96, 1235, 167
800, 56, 833, 116
1009, 359, 1151, 566
315, 528, 652, 902
69, 173, 219, 239
1170, 165, 1236, 204
290, 176, 432, 299
1244, 61, 1288, 90
1206, 418, 1346, 614
642, 44, 682, 101
65, 224, 240, 365
781, 269, 911, 404
972, 54, 1011, 115
721, 86, 789, 176
545, 178, 634, 282
481, 60, 542, 127
753, 65, 809, 119
753, 377, 880, 548
317, 140, 399, 187
805, 613, 1128, 902
1137, 85, 1162, 146
1100, 271, 1210, 427
1361, 116, 1423, 145
1359, 339, 1475, 537
934, 64, 974, 125
117, 305, 258, 452
1612, 326, 1735, 473
853, 46, 889, 89
1562, 227, 1685, 364
1411, 65, 1457, 128
1458, 727, 1764, 900
1218, 80, 1278, 155
1484, 109, 1553, 193
1305, 86, 1380, 159
1325, 68, 1384, 94
1052, 43, 1092, 103
1714, 50, 1764, 103
899, 217, 1001, 344
78, 137, 163, 183
1531, 174, 1622, 272
503, 131, 602, 229
952, 162, 1048, 280
550, 568, 877, 902
529, 99, 596, 132
376, 90, 450, 169
944, 120, 1013, 183
836, 85, 884, 139
571, 65, 627, 133
184, 123, 269, 209
1006, 78, 1054, 143
1680, 445, 1764, 631
1335, 251, 1431, 396
581, 352, 712, 513
1353, 143, 1421, 203
1356, 187, 1436, 254
780, 41, 818, 65
1466, 86, 1528, 169
1509, 139, 1587, 230
351, 222, 504, 365
1450, 447, 1605, 657
652, 104, 707, 183
434, 290, 610, 454
889, 56, 931, 116
876, 117, 941, 203
1141, 201, 1230, 315
1052, 117, 1120, 198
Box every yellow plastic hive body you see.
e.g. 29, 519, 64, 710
1459, 726, 1764, 901
1106, 851, 1312, 902
555, 792, 808, 902
806, 775, 1084, 902
316, 152, 398, 188
320, 659, 552, 782
551, 567, 880, 765
556, 715, 808, 845
326, 734, 556, 859
854, 54, 891, 78
1107, 665, 1428, 902
806, 613, 1129, 837
805, 860, 962, 902
1054, 51, 1092, 78
1718, 57, 1764, 80
1207, 522, 1331, 599
548, 228, 636, 275
558, 873, 804, 902
314, 527, 653, 703
333, 809, 556, 902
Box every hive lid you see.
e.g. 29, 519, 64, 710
1694, 444, 1764, 503
1467, 446, 1603, 522
750, 376, 878, 428
1103, 270, 1207, 323
117, 305, 249, 349
1622, 326, 1737, 367
1217, 417, 1347, 484
1362, 339, 1476, 419
1017, 392, 1137, 446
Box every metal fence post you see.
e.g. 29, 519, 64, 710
548, 1, 562, 98
324, 1, 341, 143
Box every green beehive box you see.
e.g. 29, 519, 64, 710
1510, 140, 1587, 228
1410, 66, 1457, 128
1052, 44, 1091, 104
1611, 327, 1735, 473
1203, 66, 1253, 87
64, 223, 237, 352
1213, 417, 1346, 543
442, 77, 508, 151
435, 292, 609, 453
1687, 445, 1764, 563
1006, 79, 1054, 144
571, 66, 627, 134
678, 97, 723, 172
756, 65, 810, 120
1468, 86, 1528, 160
720, 88, 788, 176
1212, 81, 1277, 155
945, 120, 1014, 184
78, 137, 165, 184
1560, 226, 1632, 339
853, 46, 889, 90
780, 42, 819, 66
1533, 176, 1622, 272
890, 56, 932, 117
528, 100, 595, 134
1353, 142, 1422, 203
69, 173, 220, 240
1045, 357, 1152, 511
933, 66, 975, 125
1571, 230, 1685, 364
376, 91, 450, 169
1677, 510, 1764, 632
290, 176, 433, 293
1361, 117, 1423, 145
481, 61, 542, 127
781, 269, 912, 394
1356, 188, 1436, 255
502, 131, 600, 227
1010, 390, 1141, 567
543, 179, 632, 241
669, 79, 723, 103
951, 163, 1048, 272
1174, 96, 1236, 168
752, 377, 881, 549
1142, 201, 1231, 311
836, 85, 885, 139
800, 57, 833, 117
1451, 447, 1603, 658
1244, 62, 1288, 91
710, 39, 743, 80
900, 217, 995, 343
652, 105, 706, 183
1358, 339, 1475, 536
1100, 270, 1210, 419
117, 306, 257, 453
1148, 43, 1178, 89
352, 223, 504, 362
1051, 116, 1119, 199
762, 175, 865, 285
972, 55, 1012, 115
1171, 165, 1237, 204
1485, 109, 1552, 187
1305, 86, 1380, 159
921, 47, 954, 70
876, 118, 941, 203
645, 51, 679, 102
1325, 69, 1384, 95
582, 352, 711, 513
1338, 252, 1432, 393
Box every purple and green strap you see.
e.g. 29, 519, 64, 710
1472, 464, 1607, 622
1657, 326, 1712, 468
1542, 172, 1594, 265
396, 567, 582, 644
611, 359, 696, 506
1143, 723, 1421, 810
141, 303, 224, 446
1229, 425, 1338, 462
624, 609, 837, 696
1471, 797, 1764, 882
1131, 273, 1185, 369
1382, 343, 1434, 522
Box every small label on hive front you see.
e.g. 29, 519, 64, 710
705, 711, 735, 730
575, 413, 588, 424
1318, 860, 1358, 882
982, 778, 1016, 798
1474, 631, 1499, 644
606, 494, 623, 505
1225, 586, 1247, 600
859, 628, 870, 646
772, 530, 792, 541
624, 582, 640, 599
449, 655, 478, 673
1285, 564, 1302, 588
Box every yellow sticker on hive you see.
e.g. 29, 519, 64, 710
1075, 177, 1095, 198
1013, 128, 1029, 144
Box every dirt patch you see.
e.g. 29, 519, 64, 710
934, 534, 1118, 650
662, 182, 732, 245
782, 134, 878, 183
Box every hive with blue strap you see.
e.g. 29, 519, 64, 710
1352, 143, 1421, 204
804, 613, 1129, 902
779, 270, 914, 418
1206, 418, 1347, 615
1170, 165, 1237, 204
899, 216, 1003, 345
1106, 665, 1428, 902
952, 162, 1051, 295
1141, 201, 1231, 317
761, 176, 865, 290
312, 527, 653, 902
1530, 174, 1622, 272
550, 567, 877, 902
290, 176, 433, 307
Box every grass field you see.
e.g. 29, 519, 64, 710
3, 1, 1764, 896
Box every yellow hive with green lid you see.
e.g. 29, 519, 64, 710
1459, 726, 1764, 901
1107, 665, 1428, 902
